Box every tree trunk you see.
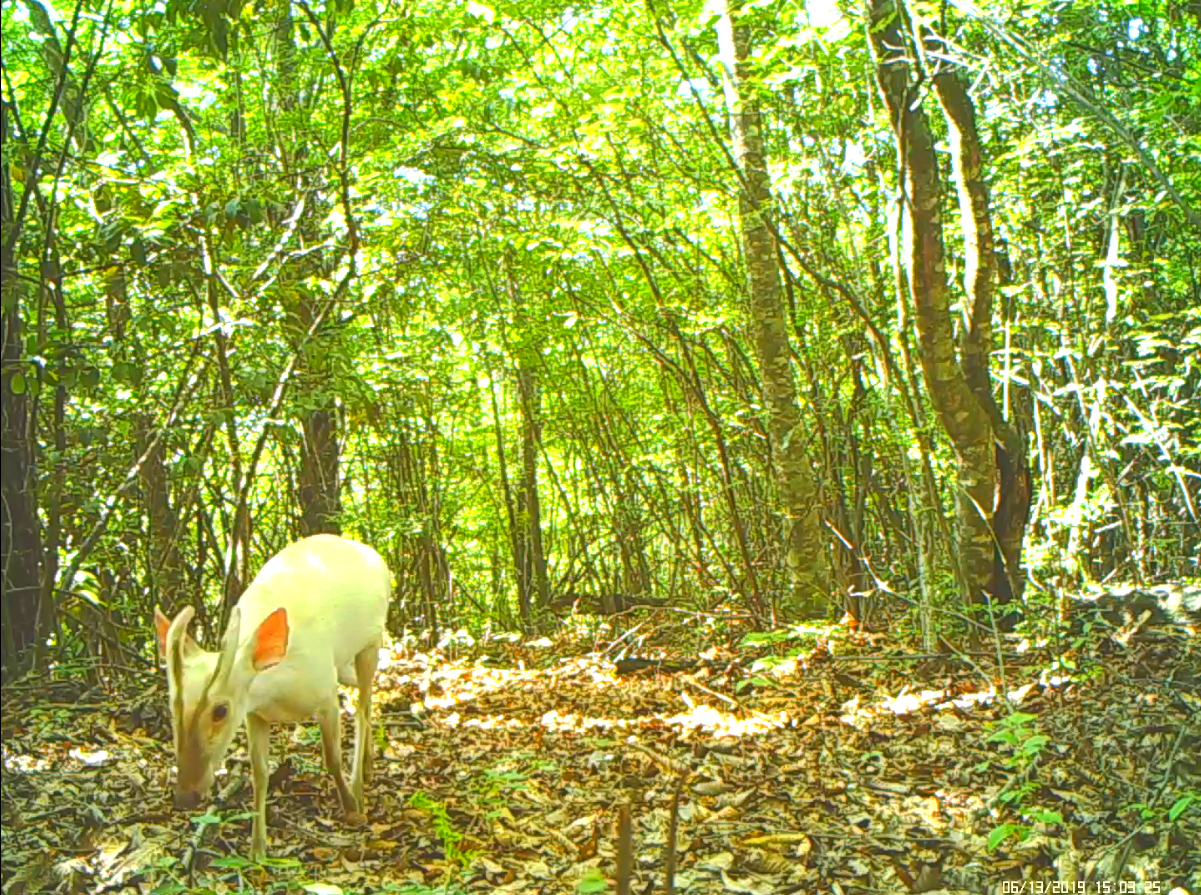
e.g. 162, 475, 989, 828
868, 0, 1001, 619
716, 0, 829, 615
515, 362, 551, 614
298, 404, 342, 536
135, 416, 186, 603
1, 101, 42, 676
933, 71, 1032, 607
490, 369, 529, 627
34, 231, 69, 671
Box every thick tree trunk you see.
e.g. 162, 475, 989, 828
933, 71, 1032, 607
868, 0, 997, 615
1, 101, 42, 676
298, 405, 342, 536
716, 0, 829, 615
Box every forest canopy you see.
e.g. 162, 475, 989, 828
2, 0, 1199, 666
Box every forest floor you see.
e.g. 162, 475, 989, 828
1, 607, 1198, 895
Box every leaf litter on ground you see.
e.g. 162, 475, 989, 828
1, 607, 1198, 894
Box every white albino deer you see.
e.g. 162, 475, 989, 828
155, 534, 391, 859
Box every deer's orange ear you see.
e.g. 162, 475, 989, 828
155, 607, 172, 657
252, 608, 289, 671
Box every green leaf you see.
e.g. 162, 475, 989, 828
577, 868, 608, 893
211, 856, 254, 869
112, 360, 144, 385
987, 823, 1024, 852
739, 630, 791, 647
1004, 713, 1038, 726
1168, 794, 1196, 822
9, 372, 26, 394
261, 856, 303, 868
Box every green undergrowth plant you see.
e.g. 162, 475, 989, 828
408, 790, 480, 872
981, 711, 1063, 851
148, 851, 300, 893
469, 764, 531, 820
736, 621, 847, 692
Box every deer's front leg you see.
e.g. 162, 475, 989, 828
246, 712, 271, 860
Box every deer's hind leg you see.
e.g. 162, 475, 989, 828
351, 641, 380, 804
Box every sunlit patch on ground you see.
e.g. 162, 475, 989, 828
2, 749, 52, 773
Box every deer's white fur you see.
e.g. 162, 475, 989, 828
156, 534, 391, 859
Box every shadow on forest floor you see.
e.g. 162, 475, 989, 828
2, 611, 1198, 894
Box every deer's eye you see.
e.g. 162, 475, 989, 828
212, 703, 229, 722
